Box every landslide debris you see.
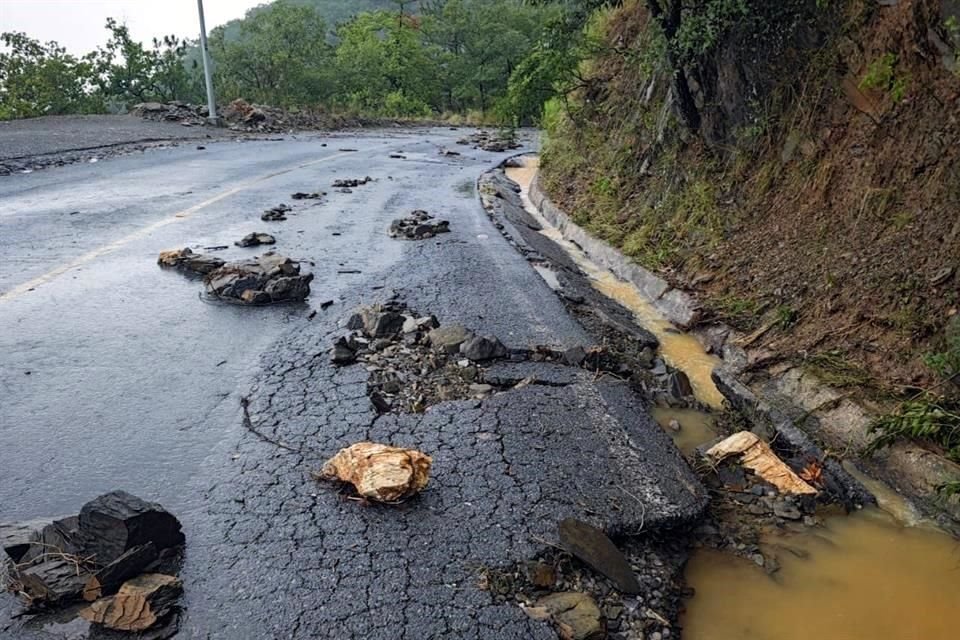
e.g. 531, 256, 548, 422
388, 210, 451, 240
261, 203, 291, 221
316, 442, 432, 503
457, 130, 522, 152
157, 248, 224, 275
2, 491, 184, 635
235, 232, 276, 248
204, 253, 313, 304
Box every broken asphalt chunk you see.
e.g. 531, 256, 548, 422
317, 442, 432, 502
558, 518, 642, 594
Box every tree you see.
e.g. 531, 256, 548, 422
86, 18, 195, 106
0, 32, 100, 119
208, 0, 334, 106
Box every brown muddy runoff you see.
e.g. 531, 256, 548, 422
506, 157, 960, 639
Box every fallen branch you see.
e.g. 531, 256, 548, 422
239, 397, 300, 453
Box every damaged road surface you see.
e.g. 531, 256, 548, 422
0, 128, 707, 639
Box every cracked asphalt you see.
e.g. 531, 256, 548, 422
1, 124, 705, 639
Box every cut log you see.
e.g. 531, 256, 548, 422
78, 491, 184, 566
83, 542, 158, 601
18, 558, 94, 604
318, 442, 432, 502
80, 573, 182, 631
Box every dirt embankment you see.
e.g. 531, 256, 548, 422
541, 0, 960, 397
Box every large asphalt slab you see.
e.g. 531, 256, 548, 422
0, 127, 705, 639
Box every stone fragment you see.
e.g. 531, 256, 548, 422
80, 573, 182, 632
261, 204, 291, 221
235, 232, 276, 248
78, 491, 184, 566
558, 518, 641, 594
330, 337, 357, 365
388, 210, 451, 240
705, 432, 818, 495
460, 335, 508, 362
318, 442, 432, 502
83, 543, 159, 601
157, 248, 225, 275
535, 592, 605, 640
362, 310, 405, 338
667, 371, 694, 399
18, 558, 93, 604
428, 325, 474, 353
332, 177, 372, 188
1, 519, 57, 563
204, 254, 313, 304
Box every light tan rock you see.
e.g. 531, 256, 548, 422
80, 573, 182, 631
319, 442, 432, 502
535, 592, 605, 640
705, 431, 817, 495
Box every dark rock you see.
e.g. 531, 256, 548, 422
157, 248, 225, 275
85, 542, 159, 600
332, 177, 372, 188
78, 491, 184, 566
261, 204, 291, 221
370, 392, 392, 414
331, 338, 357, 365
235, 232, 276, 248
21, 516, 81, 564
1, 519, 61, 563
362, 310, 405, 338
346, 313, 365, 330
204, 254, 313, 304
19, 558, 93, 604
563, 346, 587, 366
460, 335, 508, 362
558, 518, 641, 594
291, 192, 324, 200
388, 210, 451, 241
668, 371, 694, 399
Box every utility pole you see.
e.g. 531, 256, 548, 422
197, 0, 219, 125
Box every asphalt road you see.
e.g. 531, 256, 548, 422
0, 126, 705, 639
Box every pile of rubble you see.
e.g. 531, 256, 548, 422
2, 491, 185, 635
159, 250, 313, 304
332, 177, 374, 193
330, 303, 509, 413
388, 210, 451, 240
261, 203, 291, 221
235, 232, 276, 248
456, 130, 522, 152
132, 98, 371, 133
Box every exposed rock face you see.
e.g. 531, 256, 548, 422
204, 253, 313, 304
319, 442, 432, 502
157, 248, 225, 275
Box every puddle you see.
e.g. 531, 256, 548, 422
533, 263, 561, 291
682, 507, 960, 640
505, 158, 724, 408
651, 407, 717, 456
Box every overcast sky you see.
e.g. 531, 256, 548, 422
2, 1, 268, 54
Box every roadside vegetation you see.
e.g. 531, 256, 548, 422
0, 0, 564, 122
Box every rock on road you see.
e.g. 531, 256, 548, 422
0, 125, 705, 639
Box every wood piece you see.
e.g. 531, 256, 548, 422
78, 491, 184, 566
18, 558, 93, 604
705, 431, 818, 495
318, 442, 432, 502
80, 573, 182, 631
558, 518, 641, 594
83, 543, 158, 601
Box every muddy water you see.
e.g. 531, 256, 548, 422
651, 407, 718, 455
505, 159, 724, 408
683, 507, 960, 639
506, 158, 960, 640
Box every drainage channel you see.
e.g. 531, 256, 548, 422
505, 157, 960, 640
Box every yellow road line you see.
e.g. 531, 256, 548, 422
0, 151, 354, 302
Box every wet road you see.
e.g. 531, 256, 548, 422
0, 129, 543, 519
1, 128, 705, 639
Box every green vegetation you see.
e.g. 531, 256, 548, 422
867, 400, 960, 462
805, 350, 872, 388
0, 0, 562, 121
859, 52, 910, 102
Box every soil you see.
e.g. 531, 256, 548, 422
541, 0, 960, 396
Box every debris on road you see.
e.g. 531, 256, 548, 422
332, 177, 373, 189
388, 210, 451, 240
261, 203, 291, 221
80, 573, 182, 632
2, 491, 184, 633
157, 248, 225, 275
204, 253, 313, 304
291, 191, 325, 200
235, 232, 276, 248
317, 442, 432, 503
558, 518, 641, 594
456, 130, 522, 152
705, 431, 817, 495
531, 592, 605, 640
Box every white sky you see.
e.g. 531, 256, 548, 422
1, 1, 269, 54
